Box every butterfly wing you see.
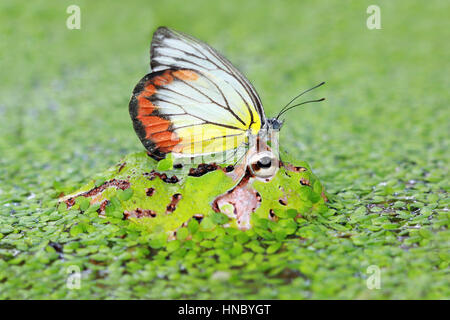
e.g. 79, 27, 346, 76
129, 27, 266, 161
129, 68, 258, 159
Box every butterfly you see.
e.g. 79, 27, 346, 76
129, 27, 324, 175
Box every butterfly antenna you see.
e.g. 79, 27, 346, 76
276, 98, 325, 120
276, 81, 325, 120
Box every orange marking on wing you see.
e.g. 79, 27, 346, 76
153, 70, 173, 86
137, 96, 155, 115
143, 83, 156, 96
146, 122, 170, 136
158, 139, 181, 148
172, 70, 199, 81
152, 131, 182, 153
160, 141, 182, 153
136, 115, 169, 134
151, 131, 177, 143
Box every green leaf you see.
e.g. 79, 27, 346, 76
149, 239, 165, 249
94, 178, 106, 187
382, 223, 399, 230
70, 224, 84, 237
156, 156, 173, 171
200, 217, 215, 230
286, 209, 298, 218
76, 197, 90, 211
166, 240, 181, 252
211, 212, 229, 225
187, 219, 199, 234
119, 188, 134, 201
419, 228, 433, 238
176, 227, 189, 240
266, 242, 282, 254
236, 232, 249, 244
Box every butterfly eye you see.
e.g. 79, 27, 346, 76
249, 151, 279, 179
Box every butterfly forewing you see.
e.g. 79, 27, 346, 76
150, 27, 265, 119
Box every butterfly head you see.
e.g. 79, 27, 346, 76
246, 82, 326, 179
266, 118, 284, 131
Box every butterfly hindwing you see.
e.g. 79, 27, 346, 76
129, 68, 263, 160
150, 27, 265, 119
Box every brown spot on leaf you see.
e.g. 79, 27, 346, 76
145, 187, 155, 196
97, 200, 109, 213
85, 179, 130, 197
282, 161, 307, 173
188, 163, 220, 177
65, 197, 75, 208
166, 193, 182, 214
144, 170, 179, 183
118, 162, 126, 173
124, 208, 157, 219
269, 209, 278, 221
63, 179, 130, 208
181, 220, 189, 228
300, 178, 311, 186
193, 214, 204, 223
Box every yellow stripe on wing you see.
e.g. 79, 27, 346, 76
172, 124, 247, 155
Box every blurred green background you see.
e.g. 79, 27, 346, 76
0, 0, 448, 299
